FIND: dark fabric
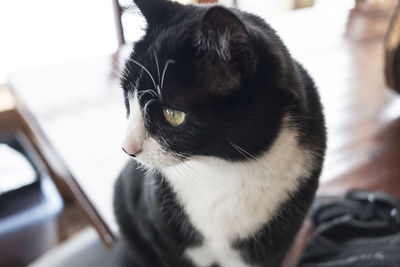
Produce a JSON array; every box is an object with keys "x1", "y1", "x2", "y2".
[{"x1": 298, "y1": 190, "x2": 400, "y2": 267}]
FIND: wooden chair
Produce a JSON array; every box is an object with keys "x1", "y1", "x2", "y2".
[
  {"x1": 0, "y1": 84, "x2": 116, "y2": 247},
  {"x1": 0, "y1": 86, "x2": 71, "y2": 199}
]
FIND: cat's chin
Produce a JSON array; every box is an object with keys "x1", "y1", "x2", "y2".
[
  {"x1": 133, "y1": 153, "x2": 182, "y2": 172},
  {"x1": 129, "y1": 136, "x2": 183, "y2": 171},
  {"x1": 133, "y1": 159, "x2": 161, "y2": 174}
]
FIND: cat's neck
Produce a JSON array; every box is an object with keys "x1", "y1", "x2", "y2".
[{"x1": 163, "y1": 121, "x2": 312, "y2": 243}]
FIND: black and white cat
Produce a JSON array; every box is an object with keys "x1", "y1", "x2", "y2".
[{"x1": 113, "y1": 0, "x2": 326, "y2": 266}]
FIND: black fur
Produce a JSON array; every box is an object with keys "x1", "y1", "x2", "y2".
[
  {"x1": 114, "y1": 0, "x2": 326, "y2": 266},
  {"x1": 113, "y1": 161, "x2": 201, "y2": 267}
]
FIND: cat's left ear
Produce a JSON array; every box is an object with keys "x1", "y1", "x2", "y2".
[
  {"x1": 196, "y1": 6, "x2": 258, "y2": 79},
  {"x1": 133, "y1": 0, "x2": 180, "y2": 27}
]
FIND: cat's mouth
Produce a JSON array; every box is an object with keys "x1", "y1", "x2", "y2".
[
  {"x1": 122, "y1": 147, "x2": 140, "y2": 158},
  {"x1": 123, "y1": 136, "x2": 183, "y2": 171}
]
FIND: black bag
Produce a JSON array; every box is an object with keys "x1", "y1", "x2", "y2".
[{"x1": 298, "y1": 190, "x2": 400, "y2": 267}]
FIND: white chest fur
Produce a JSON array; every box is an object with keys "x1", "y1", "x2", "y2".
[{"x1": 164, "y1": 127, "x2": 312, "y2": 267}]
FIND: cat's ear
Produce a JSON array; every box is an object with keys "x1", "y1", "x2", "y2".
[
  {"x1": 133, "y1": 0, "x2": 179, "y2": 26},
  {"x1": 196, "y1": 6, "x2": 258, "y2": 79}
]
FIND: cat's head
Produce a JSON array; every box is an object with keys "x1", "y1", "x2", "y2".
[{"x1": 121, "y1": 0, "x2": 295, "y2": 170}]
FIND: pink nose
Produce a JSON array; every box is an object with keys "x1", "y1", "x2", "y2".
[{"x1": 122, "y1": 138, "x2": 143, "y2": 157}]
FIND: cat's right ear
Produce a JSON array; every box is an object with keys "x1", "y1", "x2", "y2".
[
  {"x1": 133, "y1": 0, "x2": 180, "y2": 27},
  {"x1": 195, "y1": 6, "x2": 258, "y2": 79}
]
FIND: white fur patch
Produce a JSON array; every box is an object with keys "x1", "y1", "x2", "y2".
[
  {"x1": 123, "y1": 92, "x2": 146, "y2": 155},
  {"x1": 124, "y1": 91, "x2": 180, "y2": 169},
  {"x1": 186, "y1": 243, "x2": 251, "y2": 267},
  {"x1": 164, "y1": 123, "x2": 312, "y2": 267},
  {"x1": 125, "y1": 92, "x2": 312, "y2": 266},
  {"x1": 139, "y1": 136, "x2": 180, "y2": 169}
]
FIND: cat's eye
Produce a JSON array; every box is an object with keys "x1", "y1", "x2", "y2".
[{"x1": 163, "y1": 108, "x2": 186, "y2": 126}]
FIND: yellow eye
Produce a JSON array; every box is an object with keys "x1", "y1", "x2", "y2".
[{"x1": 163, "y1": 108, "x2": 186, "y2": 126}]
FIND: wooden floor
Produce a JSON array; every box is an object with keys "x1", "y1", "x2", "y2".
[{"x1": 282, "y1": 3, "x2": 400, "y2": 266}]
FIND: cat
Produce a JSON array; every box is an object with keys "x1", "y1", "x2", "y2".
[{"x1": 113, "y1": 0, "x2": 326, "y2": 266}]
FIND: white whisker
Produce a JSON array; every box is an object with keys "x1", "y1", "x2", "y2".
[
  {"x1": 135, "y1": 69, "x2": 144, "y2": 90},
  {"x1": 161, "y1": 59, "x2": 176, "y2": 90},
  {"x1": 156, "y1": 85, "x2": 162, "y2": 102},
  {"x1": 229, "y1": 142, "x2": 257, "y2": 161},
  {"x1": 126, "y1": 59, "x2": 158, "y2": 92},
  {"x1": 138, "y1": 89, "x2": 158, "y2": 100},
  {"x1": 230, "y1": 143, "x2": 252, "y2": 161},
  {"x1": 153, "y1": 51, "x2": 161, "y2": 84},
  {"x1": 154, "y1": 54, "x2": 163, "y2": 100},
  {"x1": 143, "y1": 98, "x2": 157, "y2": 116}
]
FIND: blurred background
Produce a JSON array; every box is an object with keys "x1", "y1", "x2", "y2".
[
  {"x1": 1, "y1": 0, "x2": 399, "y2": 266},
  {"x1": 0, "y1": 0, "x2": 323, "y2": 83}
]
